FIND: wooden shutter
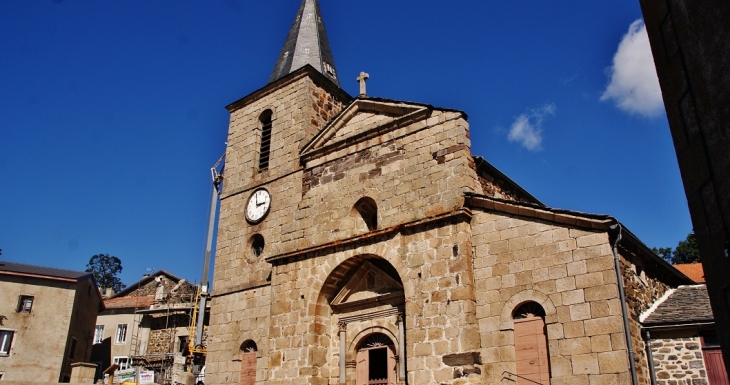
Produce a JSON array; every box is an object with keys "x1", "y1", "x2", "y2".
[
  {"x1": 356, "y1": 349, "x2": 368, "y2": 385},
  {"x1": 387, "y1": 346, "x2": 397, "y2": 385}
]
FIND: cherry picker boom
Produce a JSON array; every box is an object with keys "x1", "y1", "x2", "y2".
[{"x1": 187, "y1": 154, "x2": 224, "y2": 379}]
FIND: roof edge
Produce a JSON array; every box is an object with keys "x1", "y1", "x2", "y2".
[
  {"x1": 473, "y1": 156, "x2": 544, "y2": 206},
  {"x1": 109, "y1": 269, "x2": 183, "y2": 299}
]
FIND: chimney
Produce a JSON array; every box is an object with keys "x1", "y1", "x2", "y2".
[{"x1": 104, "y1": 287, "x2": 114, "y2": 297}]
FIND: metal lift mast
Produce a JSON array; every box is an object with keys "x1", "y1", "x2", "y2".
[{"x1": 189, "y1": 155, "x2": 224, "y2": 361}]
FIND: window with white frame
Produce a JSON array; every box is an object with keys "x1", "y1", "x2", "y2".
[
  {"x1": 113, "y1": 356, "x2": 130, "y2": 371},
  {"x1": 115, "y1": 324, "x2": 127, "y2": 344},
  {"x1": 0, "y1": 330, "x2": 14, "y2": 355},
  {"x1": 17, "y1": 295, "x2": 33, "y2": 313},
  {"x1": 94, "y1": 325, "x2": 104, "y2": 344}
]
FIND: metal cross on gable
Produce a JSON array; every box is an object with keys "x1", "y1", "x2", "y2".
[{"x1": 357, "y1": 71, "x2": 370, "y2": 97}]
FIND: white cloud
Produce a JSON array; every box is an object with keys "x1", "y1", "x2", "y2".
[
  {"x1": 508, "y1": 103, "x2": 555, "y2": 151},
  {"x1": 601, "y1": 19, "x2": 664, "y2": 117}
]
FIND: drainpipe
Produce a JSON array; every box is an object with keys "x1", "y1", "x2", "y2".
[
  {"x1": 643, "y1": 330, "x2": 657, "y2": 385},
  {"x1": 610, "y1": 223, "x2": 638, "y2": 385}
]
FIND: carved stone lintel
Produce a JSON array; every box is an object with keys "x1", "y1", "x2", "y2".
[{"x1": 338, "y1": 321, "x2": 348, "y2": 332}]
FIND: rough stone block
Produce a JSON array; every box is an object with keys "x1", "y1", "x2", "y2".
[
  {"x1": 443, "y1": 352, "x2": 482, "y2": 366},
  {"x1": 572, "y1": 353, "x2": 600, "y2": 375},
  {"x1": 597, "y1": 350, "x2": 628, "y2": 374}
]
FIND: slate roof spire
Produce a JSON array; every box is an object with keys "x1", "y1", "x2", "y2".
[{"x1": 269, "y1": 0, "x2": 340, "y2": 87}]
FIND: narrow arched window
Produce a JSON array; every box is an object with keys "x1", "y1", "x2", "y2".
[
  {"x1": 513, "y1": 302, "x2": 550, "y2": 385},
  {"x1": 258, "y1": 110, "x2": 273, "y2": 170},
  {"x1": 352, "y1": 197, "x2": 378, "y2": 231}
]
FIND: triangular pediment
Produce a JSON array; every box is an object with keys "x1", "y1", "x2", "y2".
[
  {"x1": 330, "y1": 260, "x2": 404, "y2": 312},
  {"x1": 301, "y1": 99, "x2": 430, "y2": 160}
]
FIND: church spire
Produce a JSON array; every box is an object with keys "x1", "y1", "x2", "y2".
[{"x1": 268, "y1": 0, "x2": 340, "y2": 86}]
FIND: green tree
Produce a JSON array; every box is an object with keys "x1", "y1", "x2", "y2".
[
  {"x1": 86, "y1": 254, "x2": 125, "y2": 292},
  {"x1": 652, "y1": 232, "x2": 701, "y2": 265}
]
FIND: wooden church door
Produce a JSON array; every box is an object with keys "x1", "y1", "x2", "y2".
[
  {"x1": 513, "y1": 303, "x2": 550, "y2": 385},
  {"x1": 356, "y1": 334, "x2": 396, "y2": 385}
]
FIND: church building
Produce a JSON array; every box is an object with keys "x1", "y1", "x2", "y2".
[{"x1": 206, "y1": 1, "x2": 693, "y2": 384}]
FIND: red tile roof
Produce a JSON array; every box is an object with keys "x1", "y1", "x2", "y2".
[
  {"x1": 104, "y1": 295, "x2": 156, "y2": 309},
  {"x1": 674, "y1": 263, "x2": 705, "y2": 283}
]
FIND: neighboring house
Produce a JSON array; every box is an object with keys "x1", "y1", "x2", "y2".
[
  {"x1": 673, "y1": 262, "x2": 705, "y2": 283},
  {"x1": 642, "y1": 284, "x2": 729, "y2": 385},
  {"x1": 0, "y1": 260, "x2": 104, "y2": 382},
  {"x1": 205, "y1": 1, "x2": 697, "y2": 384},
  {"x1": 90, "y1": 270, "x2": 206, "y2": 384}
]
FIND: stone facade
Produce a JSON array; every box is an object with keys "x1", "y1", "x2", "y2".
[
  {"x1": 206, "y1": 62, "x2": 691, "y2": 385},
  {"x1": 650, "y1": 336, "x2": 708, "y2": 385},
  {"x1": 0, "y1": 262, "x2": 102, "y2": 382}
]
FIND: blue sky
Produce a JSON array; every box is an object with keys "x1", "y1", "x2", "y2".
[{"x1": 0, "y1": 1, "x2": 691, "y2": 287}]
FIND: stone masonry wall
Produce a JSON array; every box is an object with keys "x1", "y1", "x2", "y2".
[
  {"x1": 296, "y1": 109, "x2": 477, "y2": 246},
  {"x1": 650, "y1": 336, "x2": 708, "y2": 385},
  {"x1": 215, "y1": 76, "x2": 347, "y2": 297},
  {"x1": 262, "y1": 218, "x2": 478, "y2": 385},
  {"x1": 211, "y1": 75, "x2": 347, "y2": 385},
  {"x1": 207, "y1": 286, "x2": 270, "y2": 385},
  {"x1": 146, "y1": 313, "x2": 189, "y2": 355},
  {"x1": 619, "y1": 248, "x2": 673, "y2": 385},
  {"x1": 471, "y1": 211, "x2": 632, "y2": 385}
]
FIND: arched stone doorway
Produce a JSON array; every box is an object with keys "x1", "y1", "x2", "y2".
[
  {"x1": 239, "y1": 340, "x2": 257, "y2": 385},
  {"x1": 355, "y1": 333, "x2": 397, "y2": 385},
  {"x1": 513, "y1": 302, "x2": 550, "y2": 385},
  {"x1": 316, "y1": 255, "x2": 405, "y2": 384}
]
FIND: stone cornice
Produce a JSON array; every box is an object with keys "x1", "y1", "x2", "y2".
[{"x1": 464, "y1": 192, "x2": 614, "y2": 231}]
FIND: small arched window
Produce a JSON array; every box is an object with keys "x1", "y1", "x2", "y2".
[
  {"x1": 352, "y1": 197, "x2": 377, "y2": 231},
  {"x1": 249, "y1": 234, "x2": 265, "y2": 258},
  {"x1": 258, "y1": 110, "x2": 273, "y2": 170}
]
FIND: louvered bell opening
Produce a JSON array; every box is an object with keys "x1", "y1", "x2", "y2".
[{"x1": 259, "y1": 121, "x2": 272, "y2": 170}]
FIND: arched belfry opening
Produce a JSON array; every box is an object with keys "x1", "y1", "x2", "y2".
[
  {"x1": 513, "y1": 302, "x2": 551, "y2": 385},
  {"x1": 316, "y1": 256, "x2": 406, "y2": 384},
  {"x1": 239, "y1": 340, "x2": 258, "y2": 385},
  {"x1": 351, "y1": 197, "x2": 378, "y2": 232}
]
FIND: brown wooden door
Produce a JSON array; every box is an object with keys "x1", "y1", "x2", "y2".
[
  {"x1": 704, "y1": 348, "x2": 729, "y2": 385},
  {"x1": 514, "y1": 317, "x2": 550, "y2": 385},
  {"x1": 240, "y1": 351, "x2": 257, "y2": 385}
]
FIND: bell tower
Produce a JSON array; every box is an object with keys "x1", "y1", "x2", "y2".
[{"x1": 207, "y1": 1, "x2": 352, "y2": 382}]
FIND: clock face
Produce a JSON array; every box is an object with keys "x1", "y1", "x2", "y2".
[{"x1": 246, "y1": 188, "x2": 271, "y2": 224}]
